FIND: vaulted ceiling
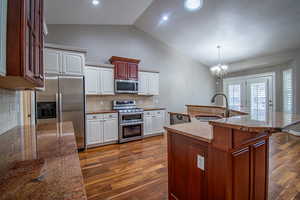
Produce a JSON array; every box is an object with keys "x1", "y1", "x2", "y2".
[{"x1": 45, "y1": 0, "x2": 300, "y2": 66}]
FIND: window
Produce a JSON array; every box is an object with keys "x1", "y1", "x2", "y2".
[
  {"x1": 283, "y1": 69, "x2": 293, "y2": 113},
  {"x1": 228, "y1": 84, "x2": 241, "y2": 109}
]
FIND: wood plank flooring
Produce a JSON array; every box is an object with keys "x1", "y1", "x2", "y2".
[{"x1": 79, "y1": 132, "x2": 300, "y2": 200}]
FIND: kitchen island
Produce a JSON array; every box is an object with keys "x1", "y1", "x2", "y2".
[
  {"x1": 165, "y1": 107, "x2": 300, "y2": 200},
  {"x1": 0, "y1": 122, "x2": 87, "y2": 200}
]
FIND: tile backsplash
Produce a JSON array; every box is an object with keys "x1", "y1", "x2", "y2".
[
  {"x1": 86, "y1": 94, "x2": 160, "y2": 112},
  {"x1": 0, "y1": 89, "x2": 21, "y2": 135}
]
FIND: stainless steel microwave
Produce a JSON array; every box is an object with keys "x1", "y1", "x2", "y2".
[{"x1": 115, "y1": 80, "x2": 138, "y2": 94}]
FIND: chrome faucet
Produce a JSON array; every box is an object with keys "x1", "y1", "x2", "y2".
[{"x1": 211, "y1": 93, "x2": 230, "y2": 118}]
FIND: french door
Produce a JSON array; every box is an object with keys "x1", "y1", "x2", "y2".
[{"x1": 224, "y1": 74, "x2": 274, "y2": 112}]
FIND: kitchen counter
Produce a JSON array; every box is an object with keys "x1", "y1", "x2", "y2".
[
  {"x1": 0, "y1": 122, "x2": 87, "y2": 200},
  {"x1": 164, "y1": 121, "x2": 213, "y2": 143},
  {"x1": 166, "y1": 106, "x2": 300, "y2": 199},
  {"x1": 86, "y1": 110, "x2": 118, "y2": 114},
  {"x1": 209, "y1": 110, "x2": 300, "y2": 133},
  {"x1": 143, "y1": 107, "x2": 166, "y2": 111}
]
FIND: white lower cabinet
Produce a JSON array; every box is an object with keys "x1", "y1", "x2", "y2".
[
  {"x1": 144, "y1": 110, "x2": 165, "y2": 136},
  {"x1": 103, "y1": 117, "x2": 118, "y2": 143},
  {"x1": 86, "y1": 113, "x2": 118, "y2": 147},
  {"x1": 87, "y1": 119, "x2": 104, "y2": 145}
]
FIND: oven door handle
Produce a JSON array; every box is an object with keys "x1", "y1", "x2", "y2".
[{"x1": 120, "y1": 122, "x2": 144, "y2": 126}]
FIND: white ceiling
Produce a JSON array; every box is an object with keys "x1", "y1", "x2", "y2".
[
  {"x1": 45, "y1": 0, "x2": 300, "y2": 66},
  {"x1": 45, "y1": 0, "x2": 154, "y2": 25},
  {"x1": 135, "y1": 0, "x2": 300, "y2": 66}
]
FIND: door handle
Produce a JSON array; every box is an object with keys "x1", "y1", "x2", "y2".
[{"x1": 59, "y1": 93, "x2": 63, "y2": 122}]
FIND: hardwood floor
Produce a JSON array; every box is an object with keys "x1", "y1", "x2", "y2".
[{"x1": 79, "y1": 132, "x2": 300, "y2": 200}]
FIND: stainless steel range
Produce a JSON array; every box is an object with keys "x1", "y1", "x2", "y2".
[{"x1": 113, "y1": 100, "x2": 144, "y2": 143}]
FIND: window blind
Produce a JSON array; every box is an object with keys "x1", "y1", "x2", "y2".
[{"x1": 283, "y1": 69, "x2": 293, "y2": 113}]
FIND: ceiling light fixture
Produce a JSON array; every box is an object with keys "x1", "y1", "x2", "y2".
[
  {"x1": 162, "y1": 15, "x2": 169, "y2": 21},
  {"x1": 185, "y1": 0, "x2": 203, "y2": 11},
  {"x1": 92, "y1": 0, "x2": 100, "y2": 6},
  {"x1": 210, "y1": 46, "x2": 228, "y2": 78}
]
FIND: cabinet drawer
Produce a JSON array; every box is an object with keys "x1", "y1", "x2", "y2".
[
  {"x1": 87, "y1": 114, "x2": 104, "y2": 120},
  {"x1": 103, "y1": 113, "x2": 118, "y2": 119}
]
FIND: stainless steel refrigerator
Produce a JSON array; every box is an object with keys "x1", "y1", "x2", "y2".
[{"x1": 36, "y1": 75, "x2": 85, "y2": 150}]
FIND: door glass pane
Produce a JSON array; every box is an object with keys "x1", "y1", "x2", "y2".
[
  {"x1": 250, "y1": 82, "x2": 267, "y2": 110},
  {"x1": 228, "y1": 84, "x2": 241, "y2": 109}
]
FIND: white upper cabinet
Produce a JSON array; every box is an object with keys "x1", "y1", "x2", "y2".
[
  {"x1": 44, "y1": 49, "x2": 62, "y2": 74},
  {"x1": 62, "y1": 52, "x2": 85, "y2": 75},
  {"x1": 0, "y1": 0, "x2": 7, "y2": 76},
  {"x1": 138, "y1": 72, "x2": 159, "y2": 96},
  {"x1": 138, "y1": 72, "x2": 148, "y2": 95},
  {"x1": 85, "y1": 66, "x2": 115, "y2": 95},
  {"x1": 100, "y1": 68, "x2": 114, "y2": 95},
  {"x1": 44, "y1": 48, "x2": 85, "y2": 75},
  {"x1": 85, "y1": 67, "x2": 99, "y2": 95}
]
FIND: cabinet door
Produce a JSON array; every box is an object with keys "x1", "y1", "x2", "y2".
[
  {"x1": 154, "y1": 110, "x2": 165, "y2": 133},
  {"x1": 114, "y1": 61, "x2": 127, "y2": 80},
  {"x1": 0, "y1": 0, "x2": 7, "y2": 76},
  {"x1": 100, "y1": 68, "x2": 114, "y2": 95},
  {"x1": 169, "y1": 134, "x2": 207, "y2": 200},
  {"x1": 103, "y1": 118, "x2": 118, "y2": 143},
  {"x1": 85, "y1": 67, "x2": 99, "y2": 95},
  {"x1": 232, "y1": 147, "x2": 251, "y2": 200},
  {"x1": 144, "y1": 115, "x2": 153, "y2": 135},
  {"x1": 127, "y1": 63, "x2": 138, "y2": 80},
  {"x1": 86, "y1": 119, "x2": 104, "y2": 145},
  {"x1": 149, "y1": 73, "x2": 159, "y2": 95},
  {"x1": 252, "y1": 141, "x2": 267, "y2": 200},
  {"x1": 24, "y1": 0, "x2": 36, "y2": 81},
  {"x1": 138, "y1": 72, "x2": 148, "y2": 95},
  {"x1": 62, "y1": 52, "x2": 84, "y2": 75},
  {"x1": 44, "y1": 48, "x2": 61, "y2": 74}
]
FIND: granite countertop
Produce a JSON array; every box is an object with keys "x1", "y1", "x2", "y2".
[
  {"x1": 165, "y1": 108, "x2": 300, "y2": 142},
  {"x1": 165, "y1": 121, "x2": 213, "y2": 143},
  {"x1": 143, "y1": 107, "x2": 166, "y2": 111},
  {"x1": 86, "y1": 110, "x2": 118, "y2": 114},
  {"x1": 209, "y1": 110, "x2": 300, "y2": 133},
  {"x1": 0, "y1": 122, "x2": 87, "y2": 200},
  {"x1": 86, "y1": 108, "x2": 166, "y2": 115}
]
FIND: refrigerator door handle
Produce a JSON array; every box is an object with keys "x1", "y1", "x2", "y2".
[
  {"x1": 59, "y1": 92, "x2": 63, "y2": 123},
  {"x1": 56, "y1": 93, "x2": 59, "y2": 122}
]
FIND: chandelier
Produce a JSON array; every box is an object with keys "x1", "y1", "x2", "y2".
[{"x1": 210, "y1": 46, "x2": 228, "y2": 78}]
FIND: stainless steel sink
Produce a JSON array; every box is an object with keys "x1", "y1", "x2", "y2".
[{"x1": 195, "y1": 116, "x2": 222, "y2": 122}]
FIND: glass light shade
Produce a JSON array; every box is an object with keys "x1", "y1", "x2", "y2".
[{"x1": 185, "y1": 0, "x2": 203, "y2": 11}]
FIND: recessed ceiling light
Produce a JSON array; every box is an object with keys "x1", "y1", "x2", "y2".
[
  {"x1": 92, "y1": 0, "x2": 100, "y2": 6},
  {"x1": 185, "y1": 0, "x2": 203, "y2": 11},
  {"x1": 162, "y1": 15, "x2": 169, "y2": 21}
]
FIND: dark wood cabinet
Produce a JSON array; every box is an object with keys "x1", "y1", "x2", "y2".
[
  {"x1": 110, "y1": 56, "x2": 140, "y2": 81},
  {"x1": 127, "y1": 63, "x2": 138, "y2": 80},
  {"x1": 114, "y1": 61, "x2": 127, "y2": 80},
  {"x1": 0, "y1": 0, "x2": 44, "y2": 89},
  {"x1": 168, "y1": 133, "x2": 208, "y2": 200},
  {"x1": 167, "y1": 125, "x2": 270, "y2": 200}
]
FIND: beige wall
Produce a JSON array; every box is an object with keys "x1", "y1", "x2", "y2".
[
  {"x1": 46, "y1": 25, "x2": 216, "y2": 113},
  {"x1": 0, "y1": 89, "x2": 21, "y2": 135}
]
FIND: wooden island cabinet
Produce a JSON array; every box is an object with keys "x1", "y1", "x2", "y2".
[
  {"x1": 0, "y1": 0, "x2": 45, "y2": 89},
  {"x1": 165, "y1": 111, "x2": 300, "y2": 200}
]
